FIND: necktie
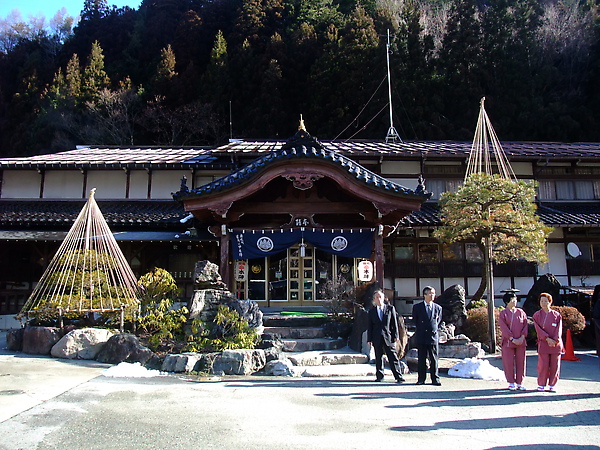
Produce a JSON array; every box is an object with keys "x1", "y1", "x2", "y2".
[
  {"x1": 427, "y1": 304, "x2": 432, "y2": 318},
  {"x1": 379, "y1": 307, "x2": 383, "y2": 321}
]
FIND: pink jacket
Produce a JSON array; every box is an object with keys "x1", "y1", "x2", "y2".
[
  {"x1": 499, "y1": 307, "x2": 528, "y2": 348},
  {"x1": 533, "y1": 309, "x2": 563, "y2": 354}
]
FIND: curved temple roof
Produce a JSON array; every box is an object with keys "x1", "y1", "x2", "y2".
[{"x1": 174, "y1": 130, "x2": 431, "y2": 202}]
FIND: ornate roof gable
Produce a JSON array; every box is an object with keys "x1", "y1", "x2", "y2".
[{"x1": 174, "y1": 129, "x2": 430, "y2": 202}]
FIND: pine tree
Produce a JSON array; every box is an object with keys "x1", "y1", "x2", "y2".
[
  {"x1": 82, "y1": 40, "x2": 110, "y2": 101},
  {"x1": 65, "y1": 53, "x2": 82, "y2": 101}
]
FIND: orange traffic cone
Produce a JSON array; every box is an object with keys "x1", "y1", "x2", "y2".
[{"x1": 561, "y1": 329, "x2": 580, "y2": 361}]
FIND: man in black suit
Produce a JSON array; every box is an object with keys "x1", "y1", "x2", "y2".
[
  {"x1": 412, "y1": 286, "x2": 443, "y2": 386},
  {"x1": 367, "y1": 289, "x2": 405, "y2": 383}
]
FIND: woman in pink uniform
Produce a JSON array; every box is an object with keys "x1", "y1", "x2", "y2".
[
  {"x1": 532, "y1": 292, "x2": 563, "y2": 392},
  {"x1": 499, "y1": 292, "x2": 528, "y2": 390}
]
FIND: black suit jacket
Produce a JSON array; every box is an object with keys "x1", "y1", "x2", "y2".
[
  {"x1": 367, "y1": 303, "x2": 400, "y2": 347},
  {"x1": 412, "y1": 301, "x2": 442, "y2": 346}
]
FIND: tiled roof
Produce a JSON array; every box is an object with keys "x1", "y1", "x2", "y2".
[
  {"x1": 214, "y1": 140, "x2": 600, "y2": 160},
  {"x1": 400, "y1": 202, "x2": 600, "y2": 227},
  {"x1": 537, "y1": 202, "x2": 600, "y2": 226},
  {"x1": 0, "y1": 200, "x2": 188, "y2": 228},
  {"x1": 0, "y1": 200, "x2": 598, "y2": 233},
  {"x1": 0, "y1": 147, "x2": 228, "y2": 169},
  {"x1": 175, "y1": 131, "x2": 431, "y2": 200},
  {"x1": 2, "y1": 141, "x2": 599, "y2": 169}
]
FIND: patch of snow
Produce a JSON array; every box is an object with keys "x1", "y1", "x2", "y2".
[
  {"x1": 448, "y1": 357, "x2": 506, "y2": 381},
  {"x1": 102, "y1": 362, "x2": 165, "y2": 378}
]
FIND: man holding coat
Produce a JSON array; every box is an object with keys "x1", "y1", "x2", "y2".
[{"x1": 367, "y1": 289, "x2": 405, "y2": 383}]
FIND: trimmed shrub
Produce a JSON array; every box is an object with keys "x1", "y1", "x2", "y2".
[
  {"x1": 463, "y1": 306, "x2": 502, "y2": 348},
  {"x1": 551, "y1": 306, "x2": 585, "y2": 336}
]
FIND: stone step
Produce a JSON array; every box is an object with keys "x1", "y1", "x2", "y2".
[
  {"x1": 285, "y1": 348, "x2": 369, "y2": 366},
  {"x1": 263, "y1": 326, "x2": 324, "y2": 339},
  {"x1": 263, "y1": 315, "x2": 328, "y2": 328},
  {"x1": 282, "y1": 337, "x2": 346, "y2": 352}
]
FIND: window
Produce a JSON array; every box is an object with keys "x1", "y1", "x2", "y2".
[
  {"x1": 424, "y1": 179, "x2": 463, "y2": 200},
  {"x1": 394, "y1": 244, "x2": 414, "y2": 260},
  {"x1": 466, "y1": 244, "x2": 483, "y2": 262},
  {"x1": 442, "y1": 243, "x2": 463, "y2": 260},
  {"x1": 418, "y1": 244, "x2": 439, "y2": 263},
  {"x1": 538, "y1": 180, "x2": 597, "y2": 200}
]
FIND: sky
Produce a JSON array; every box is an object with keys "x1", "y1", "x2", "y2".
[{"x1": 0, "y1": 0, "x2": 142, "y2": 21}]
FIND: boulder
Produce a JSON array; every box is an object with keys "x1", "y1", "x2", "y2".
[
  {"x1": 188, "y1": 289, "x2": 237, "y2": 324},
  {"x1": 6, "y1": 328, "x2": 24, "y2": 351},
  {"x1": 226, "y1": 299, "x2": 263, "y2": 329},
  {"x1": 264, "y1": 359, "x2": 296, "y2": 377},
  {"x1": 95, "y1": 333, "x2": 161, "y2": 368},
  {"x1": 51, "y1": 328, "x2": 114, "y2": 360},
  {"x1": 22, "y1": 326, "x2": 62, "y2": 355},
  {"x1": 436, "y1": 285, "x2": 468, "y2": 331},
  {"x1": 161, "y1": 352, "x2": 204, "y2": 373},
  {"x1": 209, "y1": 349, "x2": 266, "y2": 375},
  {"x1": 524, "y1": 273, "x2": 562, "y2": 316},
  {"x1": 194, "y1": 260, "x2": 227, "y2": 290},
  {"x1": 348, "y1": 307, "x2": 369, "y2": 353}
]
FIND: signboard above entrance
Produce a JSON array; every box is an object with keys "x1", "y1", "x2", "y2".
[{"x1": 231, "y1": 228, "x2": 375, "y2": 259}]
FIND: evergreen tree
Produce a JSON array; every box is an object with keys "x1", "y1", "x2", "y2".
[
  {"x1": 65, "y1": 54, "x2": 82, "y2": 101},
  {"x1": 82, "y1": 41, "x2": 110, "y2": 101}
]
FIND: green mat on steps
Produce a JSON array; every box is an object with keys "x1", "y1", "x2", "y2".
[{"x1": 279, "y1": 311, "x2": 327, "y2": 317}]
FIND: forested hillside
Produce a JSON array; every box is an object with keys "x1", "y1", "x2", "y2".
[{"x1": 1, "y1": 0, "x2": 599, "y2": 156}]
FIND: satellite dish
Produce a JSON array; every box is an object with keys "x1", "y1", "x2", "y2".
[{"x1": 567, "y1": 242, "x2": 582, "y2": 258}]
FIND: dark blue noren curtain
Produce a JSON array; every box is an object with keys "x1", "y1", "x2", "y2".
[{"x1": 231, "y1": 229, "x2": 374, "y2": 260}]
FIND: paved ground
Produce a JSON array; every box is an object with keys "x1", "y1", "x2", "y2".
[{"x1": 1, "y1": 332, "x2": 599, "y2": 450}]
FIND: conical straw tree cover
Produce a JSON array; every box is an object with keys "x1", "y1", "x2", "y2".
[{"x1": 20, "y1": 189, "x2": 140, "y2": 321}]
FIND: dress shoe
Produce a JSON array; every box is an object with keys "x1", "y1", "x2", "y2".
[
  {"x1": 396, "y1": 377, "x2": 405, "y2": 383},
  {"x1": 432, "y1": 381, "x2": 442, "y2": 386},
  {"x1": 374, "y1": 378, "x2": 383, "y2": 382},
  {"x1": 416, "y1": 381, "x2": 425, "y2": 385}
]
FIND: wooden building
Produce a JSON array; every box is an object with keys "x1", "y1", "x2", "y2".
[{"x1": 1, "y1": 128, "x2": 599, "y2": 323}]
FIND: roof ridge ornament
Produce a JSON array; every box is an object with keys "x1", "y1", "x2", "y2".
[
  {"x1": 282, "y1": 116, "x2": 323, "y2": 151},
  {"x1": 299, "y1": 114, "x2": 307, "y2": 132}
]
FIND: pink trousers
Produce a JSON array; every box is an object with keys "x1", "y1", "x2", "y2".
[
  {"x1": 502, "y1": 345, "x2": 526, "y2": 384},
  {"x1": 537, "y1": 352, "x2": 561, "y2": 387}
]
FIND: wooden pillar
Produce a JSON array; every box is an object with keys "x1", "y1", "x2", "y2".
[
  {"x1": 220, "y1": 225, "x2": 231, "y2": 290},
  {"x1": 375, "y1": 225, "x2": 384, "y2": 286}
]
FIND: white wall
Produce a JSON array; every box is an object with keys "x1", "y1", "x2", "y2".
[
  {"x1": 387, "y1": 178, "x2": 419, "y2": 190},
  {"x1": 129, "y1": 170, "x2": 149, "y2": 199},
  {"x1": 394, "y1": 278, "x2": 419, "y2": 297},
  {"x1": 43, "y1": 171, "x2": 83, "y2": 198},
  {"x1": 151, "y1": 170, "x2": 190, "y2": 199},
  {"x1": 539, "y1": 243, "x2": 568, "y2": 277},
  {"x1": 1, "y1": 170, "x2": 41, "y2": 198},
  {"x1": 87, "y1": 171, "x2": 127, "y2": 199},
  {"x1": 381, "y1": 160, "x2": 420, "y2": 175}
]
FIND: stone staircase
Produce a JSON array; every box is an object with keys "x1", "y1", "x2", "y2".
[
  {"x1": 262, "y1": 312, "x2": 346, "y2": 352},
  {"x1": 261, "y1": 310, "x2": 372, "y2": 375}
]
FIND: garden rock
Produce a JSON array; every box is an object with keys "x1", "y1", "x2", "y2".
[
  {"x1": 188, "y1": 289, "x2": 237, "y2": 324},
  {"x1": 22, "y1": 326, "x2": 62, "y2": 355},
  {"x1": 226, "y1": 299, "x2": 263, "y2": 329},
  {"x1": 210, "y1": 349, "x2": 266, "y2": 375},
  {"x1": 161, "y1": 352, "x2": 204, "y2": 373},
  {"x1": 524, "y1": 273, "x2": 562, "y2": 316},
  {"x1": 6, "y1": 328, "x2": 24, "y2": 351},
  {"x1": 436, "y1": 284, "x2": 468, "y2": 330},
  {"x1": 95, "y1": 333, "x2": 161, "y2": 368},
  {"x1": 348, "y1": 307, "x2": 369, "y2": 353},
  {"x1": 51, "y1": 328, "x2": 114, "y2": 360},
  {"x1": 264, "y1": 359, "x2": 296, "y2": 377},
  {"x1": 194, "y1": 260, "x2": 227, "y2": 290}
]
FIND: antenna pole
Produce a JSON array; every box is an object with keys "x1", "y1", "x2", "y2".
[
  {"x1": 385, "y1": 29, "x2": 402, "y2": 143},
  {"x1": 229, "y1": 101, "x2": 233, "y2": 141}
]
